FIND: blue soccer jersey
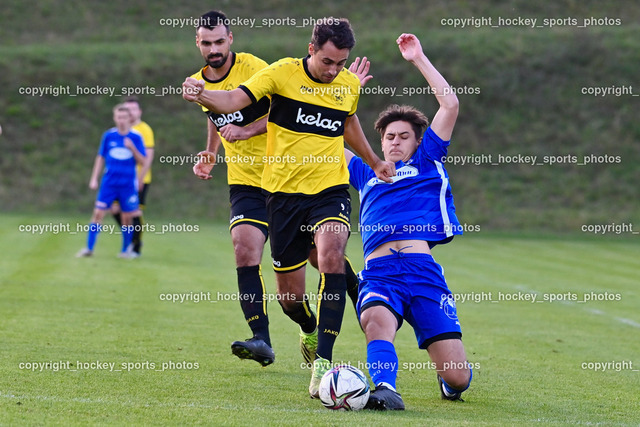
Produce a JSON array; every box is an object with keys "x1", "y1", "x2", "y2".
[
  {"x1": 348, "y1": 126, "x2": 461, "y2": 259},
  {"x1": 98, "y1": 128, "x2": 146, "y2": 186}
]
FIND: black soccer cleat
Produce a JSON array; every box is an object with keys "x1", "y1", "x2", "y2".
[
  {"x1": 364, "y1": 384, "x2": 405, "y2": 410},
  {"x1": 231, "y1": 337, "x2": 275, "y2": 367},
  {"x1": 438, "y1": 375, "x2": 464, "y2": 401}
]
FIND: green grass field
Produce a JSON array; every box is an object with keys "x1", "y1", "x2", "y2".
[{"x1": 1, "y1": 213, "x2": 638, "y2": 425}]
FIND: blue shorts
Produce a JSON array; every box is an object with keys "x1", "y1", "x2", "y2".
[
  {"x1": 96, "y1": 182, "x2": 139, "y2": 213},
  {"x1": 357, "y1": 252, "x2": 462, "y2": 349}
]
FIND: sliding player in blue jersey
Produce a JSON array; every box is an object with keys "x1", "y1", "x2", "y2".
[
  {"x1": 77, "y1": 104, "x2": 146, "y2": 258},
  {"x1": 347, "y1": 33, "x2": 472, "y2": 410}
]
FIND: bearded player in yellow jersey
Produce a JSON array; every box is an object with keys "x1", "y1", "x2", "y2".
[
  {"x1": 184, "y1": 17, "x2": 395, "y2": 397},
  {"x1": 187, "y1": 11, "x2": 363, "y2": 369}
]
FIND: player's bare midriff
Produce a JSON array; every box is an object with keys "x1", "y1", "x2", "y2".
[{"x1": 366, "y1": 239, "x2": 432, "y2": 262}]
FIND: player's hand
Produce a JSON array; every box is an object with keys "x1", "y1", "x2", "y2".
[
  {"x1": 219, "y1": 124, "x2": 247, "y2": 142},
  {"x1": 123, "y1": 137, "x2": 134, "y2": 150},
  {"x1": 182, "y1": 78, "x2": 205, "y2": 103},
  {"x1": 89, "y1": 178, "x2": 99, "y2": 191},
  {"x1": 137, "y1": 176, "x2": 144, "y2": 192},
  {"x1": 348, "y1": 57, "x2": 373, "y2": 87},
  {"x1": 193, "y1": 150, "x2": 216, "y2": 180},
  {"x1": 373, "y1": 159, "x2": 396, "y2": 183},
  {"x1": 397, "y1": 33, "x2": 423, "y2": 63}
]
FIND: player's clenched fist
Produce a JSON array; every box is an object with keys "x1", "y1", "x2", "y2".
[
  {"x1": 182, "y1": 78, "x2": 205, "y2": 102},
  {"x1": 193, "y1": 150, "x2": 216, "y2": 180}
]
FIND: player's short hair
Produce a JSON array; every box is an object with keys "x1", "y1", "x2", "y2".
[
  {"x1": 311, "y1": 18, "x2": 355, "y2": 51},
  {"x1": 123, "y1": 96, "x2": 140, "y2": 106},
  {"x1": 198, "y1": 10, "x2": 229, "y2": 33},
  {"x1": 113, "y1": 103, "x2": 131, "y2": 114},
  {"x1": 374, "y1": 104, "x2": 429, "y2": 140}
]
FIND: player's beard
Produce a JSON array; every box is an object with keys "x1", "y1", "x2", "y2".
[{"x1": 206, "y1": 52, "x2": 228, "y2": 69}]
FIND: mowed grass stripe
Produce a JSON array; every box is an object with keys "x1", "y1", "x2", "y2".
[{"x1": 1, "y1": 215, "x2": 638, "y2": 425}]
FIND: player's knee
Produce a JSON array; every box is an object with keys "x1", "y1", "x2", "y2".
[
  {"x1": 316, "y1": 251, "x2": 346, "y2": 273},
  {"x1": 442, "y1": 367, "x2": 471, "y2": 391},
  {"x1": 232, "y1": 232, "x2": 264, "y2": 266},
  {"x1": 234, "y1": 246, "x2": 261, "y2": 267},
  {"x1": 360, "y1": 308, "x2": 396, "y2": 342}
]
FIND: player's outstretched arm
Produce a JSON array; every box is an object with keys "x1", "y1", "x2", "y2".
[
  {"x1": 397, "y1": 33, "x2": 459, "y2": 141},
  {"x1": 182, "y1": 78, "x2": 251, "y2": 114},
  {"x1": 344, "y1": 115, "x2": 395, "y2": 183}
]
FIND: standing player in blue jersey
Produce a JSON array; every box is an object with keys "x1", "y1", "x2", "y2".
[
  {"x1": 346, "y1": 33, "x2": 472, "y2": 410},
  {"x1": 76, "y1": 104, "x2": 146, "y2": 258}
]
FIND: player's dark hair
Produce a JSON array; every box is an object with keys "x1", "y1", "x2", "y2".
[
  {"x1": 198, "y1": 10, "x2": 229, "y2": 33},
  {"x1": 374, "y1": 104, "x2": 429, "y2": 140},
  {"x1": 311, "y1": 18, "x2": 355, "y2": 51},
  {"x1": 124, "y1": 96, "x2": 140, "y2": 105}
]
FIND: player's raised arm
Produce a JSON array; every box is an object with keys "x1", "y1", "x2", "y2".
[
  {"x1": 182, "y1": 78, "x2": 252, "y2": 114},
  {"x1": 397, "y1": 33, "x2": 459, "y2": 141}
]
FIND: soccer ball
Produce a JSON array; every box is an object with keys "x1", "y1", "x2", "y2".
[{"x1": 319, "y1": 364, "x2": 370, "y2": 411}]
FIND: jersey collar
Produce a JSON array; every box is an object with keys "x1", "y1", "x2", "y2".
[
  {"x1": 303, "y1": 55, "x2": 324, "y2": 84},
  {"x1": 202, "y1": 52, "x2": 237, "y2": 84}
]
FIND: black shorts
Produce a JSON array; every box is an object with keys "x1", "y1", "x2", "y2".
[
  {"x1": 267, "y1": 186, "x2": 351, "y2": 272},
  {"x1": 139, "y1": 183, "x2": 150, "y2": 207},
  {"x1": 229, "y1": 184, "x2": 269, "y2": 238}
]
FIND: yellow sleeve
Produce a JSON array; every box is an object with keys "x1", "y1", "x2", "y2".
[{"x1": 239, "y1": 58, "x2": 293, "y2": 103}]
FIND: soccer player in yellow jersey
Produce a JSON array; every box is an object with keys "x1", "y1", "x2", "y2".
[
  {"x1": 184, "y1": 17, "x2": 395, "y2": 397},
  {"x1": 189, "y1": 10, "x2": 274, "y2": 367},
  {"x1": 187, "y1": 11, "x2": 368, "y2": 369},
  {"x1": 126, "y1": 97, "x2": 154, "y2": 256}
]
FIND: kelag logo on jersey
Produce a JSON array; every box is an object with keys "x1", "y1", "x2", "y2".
[
  {"x1": 269, "y1": 94, "x2": 348, "y2": 138},
  {"x1": 295, "y1": 108, "x2": 342, "y2": 132},
  {"x1": 211, "y1": 111, "x2": 244, "y2": 128},
  {"x1": 207, "y1": 96, "x2": 269, "y2": 129}
]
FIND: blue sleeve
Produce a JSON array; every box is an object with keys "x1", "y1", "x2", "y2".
[
  {"x1": 131, "y1": 133, "x2": 146, "y2": 156},
  {"x1": 348, "y1": 155, "x2": 368, "y2": 191},
  {"x1": 417, "y1": 126, "x2": 451, "y2": 162},
  {"x1": 98, "y1": 132, "x2": 108, "y2": 157}
]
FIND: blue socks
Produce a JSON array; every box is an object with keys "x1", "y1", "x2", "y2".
[
  {"x1": 367, "y1": 340, "x2": 399, "y2": 390},
  {"x1": 87, "y1": 223, "x2": 100, "y2": 250},
  {"x1": 121, "y1": 225, "x2": 133, "y2": 252}
]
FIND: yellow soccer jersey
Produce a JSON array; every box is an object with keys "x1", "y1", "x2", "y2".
[
  {"x1": 190, "y1": 52, "x2": 270, "y2": 188},
  {"x1": 239, "y1": 56, "x2": 360, "y2": 195},
  {"x1": 132, "y1": 121, "x2": 154, "y2": 184}
]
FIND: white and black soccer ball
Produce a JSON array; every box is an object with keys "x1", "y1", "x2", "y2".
[{"x1": 319, "y1": 364, "x2": 370, "y2": 411}]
